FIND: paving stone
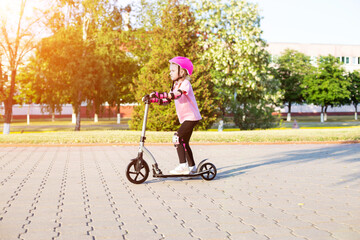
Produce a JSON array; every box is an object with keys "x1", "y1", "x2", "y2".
[
  {"x1": 292, "y1": 226, "x2": 334, "y2": 240},
  {"x1": 332, "y1": 230, "x2": 360, "y2": 240},
  {"x1": 268, "y1": 235, "x2": 307, "y2": 240},
  {"x1": 56, "y1": 225, "x2": 95, "y2": 240},
  {"x1": 0, "y1": 144, "x2": 359, "y2": 240},
  {"x1": 18, "y1": 226, "x2": 56, "y2": 240},
  {"x1": 297, "y1": 212, "x2": 334, "y2": 223},
  {"x1": 272, "y1": 214, "x2": 313, "y2": 230},
  {"x1": 216, "y1": 222, "x2": 254, "y2": 234},
  {"x1": 0, "y1": 224, "x2": 24, "y2": 240}
]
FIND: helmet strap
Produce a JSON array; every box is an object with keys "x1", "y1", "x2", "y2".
[
  {"x1": 175, "y1": 65, "x2": 185, "y2": 80},
  {"x1": 170, "y1": 80, "x2": 175, "y2": 91},
  {"x1": 170, "y1": 64, "x2": 185, "y2": 91}
]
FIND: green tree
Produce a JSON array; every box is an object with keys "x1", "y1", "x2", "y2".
[
  {"x1": 0, "y1": 0, "x2": 46, "y2": 134},
  {"x1": 83, "y1": 2, "x2": 137, "y2": 121},
  {"x1": 0, "y1": 60, "x2": 8, "y2": 107},
  {"x1": 93, "y1": 4, "x2": 139, "y2": 119},
  {"x1": 129, "y1": 0, "x2": 218, "y2": 131},
  {"x1": 38, "y1": 24, "x2": 104, "y2": 130},
  {"x1": 347, "y1": 70, "x2": 360, "y2": 120},
  {"x1": 193, "y1": 0, "x2": 279, "y2": 130},
  {"x1": 16, "y1": 53, "x2": 66, "y2": 121},
  {"x1": 40, "y1": 0, "x2": 135, "y2": 129},
  {"x1": 273, "y1": 49, "x2": 312, "y2": 121},
  {"x1": 302, "y1": 55, "x2": 350, "y2": 122},
  {"x1": 39, "y1": 0, "x2": 96, "y2": 130}
]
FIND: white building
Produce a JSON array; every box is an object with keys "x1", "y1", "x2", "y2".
[
  {"x1": 268, "y1": 42, "x2": 360, "y2": 72},
  {"x1": 267, "y1": 42, "x2": 360, "y2": 117}
]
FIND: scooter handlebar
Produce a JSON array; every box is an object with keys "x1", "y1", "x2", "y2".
[{"x1": 142, "y1": 94, "x2": 150, "y2": 103}]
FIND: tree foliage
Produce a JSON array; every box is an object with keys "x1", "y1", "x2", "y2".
[
  {"x1": 16, "y1": 53, "x2": 66, "y2": 118},
  {"x1": 273, "y1": 49, "x2": 312, "y2": 119},
  {"x1": 27, "y1": 0, "x2": 137, "y2": 130},
  {"x1": 302, "y1": 55, "x2": 350, "y2": 120},
  {"x1": 39, "y1": 25, "x2": 104, "y2": 130},
  {"x1": 346, "y1": 70, "x2": 360, "y2": 118},
  {"x1": 129, "y1": 0, "x2": 218, "y2": 131},
  {"x1": 0, "y1": 61, "x2": 8, "y2": 104},
  {"x1": 83, "y1": 0, "x2": 138, "y2": 115},
  {"x1": 0, "y1": 0, "x2": 46, "y2": 133},
  {"x1": 6, "y1": 0, "x2": 358, "y2": 131},
  {"x1": 193, "y1": 0, "x2": 279, "y2": 129}
]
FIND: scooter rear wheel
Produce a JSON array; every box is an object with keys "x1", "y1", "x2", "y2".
[
  {"x1": 199, "y1": 162, "x2": 217, "y2": 181},
  {"x1": 126, "y1": 160, "x2": 149, "y2": 184}
]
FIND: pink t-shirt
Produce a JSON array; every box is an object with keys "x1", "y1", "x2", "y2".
[{"x1": 172, "y1": 80, "x2": 202, "y2": 124}]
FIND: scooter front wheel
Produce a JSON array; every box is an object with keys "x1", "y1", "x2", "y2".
[
  {"x1": 200, "y1": 162, "x2": 217, "y2": 181},
  {"x1": 126, "y1": 160, "x2": 149, "y2": 184}
]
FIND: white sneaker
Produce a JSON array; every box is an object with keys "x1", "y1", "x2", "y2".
[
  {"x1": 189, "y1": 166, "x2": 197, "y2": 175},
  {"x1": 170, "y1": 164, "x2": 189, "y2": 174}
]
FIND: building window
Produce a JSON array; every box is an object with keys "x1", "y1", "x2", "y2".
[
  {"x1": 358, "y1": 57, "x2": 360, "y2": 65},
  {"x1": 341, "y1": 56, "x2": 345, "y2": 63},
  {"x1": 346, "y1": 57, "x2": 350, "y2": 64}
]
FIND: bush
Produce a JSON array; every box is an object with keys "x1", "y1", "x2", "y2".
[{"x1": 232, "y1": 101, "x2": 277, "y2": 130}]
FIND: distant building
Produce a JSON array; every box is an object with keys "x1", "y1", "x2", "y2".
[
  {"x1": 267, "y1": 42, "x2": 360, "y2": 72},
  {"x1": 267, "y1": 42, "x2": 360, "y2": 116}
]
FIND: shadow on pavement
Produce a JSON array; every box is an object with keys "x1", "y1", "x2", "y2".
[{"x1": 217, "y1": 144, "x2": 360, "y2": 184}]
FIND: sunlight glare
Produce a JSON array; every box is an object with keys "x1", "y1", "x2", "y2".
[{"x1": 0, "y1": 0, "x2": 49, "y2": 36}]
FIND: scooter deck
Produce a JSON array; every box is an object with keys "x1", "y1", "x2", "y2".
[
  {"x1": 152, "y1": 159, "x2": 211, "y2": 178},
  {"x1": 153, "y1": 171, "x2": 207, "y2": 178}
]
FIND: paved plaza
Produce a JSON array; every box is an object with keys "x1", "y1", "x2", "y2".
[{"x1": 0, "y1": 143, "x2": 359, "y2": 240}]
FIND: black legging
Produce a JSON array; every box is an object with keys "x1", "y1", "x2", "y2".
[{"x1": 176, "y1": 120, "x2": 198, "y2": 167}]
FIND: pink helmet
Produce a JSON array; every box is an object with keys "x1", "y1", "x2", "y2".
[{"x1": 169, "y1": 56, "x2": 193, "y2": 75}]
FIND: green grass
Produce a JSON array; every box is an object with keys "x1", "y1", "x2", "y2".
[
  {"x1": 210, "y1": 115, "x2": 360, "y2": 130},
  {"x1": 0, "y1": 128, "x2": 359, "y2": 144},
  {"x1": 276, "y1": 115, "x2": 360, "y2": 128},
  {"x1": 0, "y1": 116, "x2": 359, "y2": 144},
  {"x1": 0, "y1": 118, "x2": 130, "y2": 133},
  {"x1": 5, "y1": 117, "x2": 130, "y2": 125}
]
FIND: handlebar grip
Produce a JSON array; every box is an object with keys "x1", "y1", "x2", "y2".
[{"x1": 142, "y1": 94, "x2": 150, "y2": 103}]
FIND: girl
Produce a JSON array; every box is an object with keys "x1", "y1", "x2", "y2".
[{"x1": 149, "y1": 56, "x2": 202, "y2": 174}]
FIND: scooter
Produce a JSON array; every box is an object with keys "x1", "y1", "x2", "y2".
[{"x1": 125, "y1": 94, "x2": 217, "y2": 184}]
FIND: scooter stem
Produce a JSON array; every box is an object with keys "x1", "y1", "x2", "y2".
[{"x1": 141, "y1": 103, "x2": 150, "y2": 143}]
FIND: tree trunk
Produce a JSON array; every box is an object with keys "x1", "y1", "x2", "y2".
[
  {"x1": 117, "y1": 103, "x2": 121, "y2": 124},
  {"x1": 72, "y1": 108, "x2": 76, "y2": 124},
  {"x1": 75, "y1": 105, "x2": 81, "y2": 131},
  {"x1": 94, "y1": 99, "x2": 100, "y2": 123},
  {"x1": 75, "y1": 91, "x2": 82, "y2": 131},
  {"x1": 320, "y1": 105, "x2": 324, "y2": 123},
  {"x1": 3, "y1": 70, "x2": 16, "y2": 134},
  {"x1": 324, "y1": 105, "x2": 328, "y2": 122},
  {"x1": 243, "y1": 102, "x2": 247, "y2": 122},
  {"x1": 27, "y1": 104, "x2": 30, "y2": 125},
  {"x1": 287, "y1": 102, "x2": 292, "y2": 122},
  {"x1": 355, "y1": 103, "x2": 358, "y2": 121}
]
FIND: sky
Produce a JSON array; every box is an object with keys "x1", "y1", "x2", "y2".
[
  {"x1": 120, "y1": 0, "x2": 360, "y2": 45},
  {"x1": 1, "y1": 0, "x2": 358, "y2": 45},
  {"x1": 250, "y1": 0, "x2": 360, "y2": 45},
  {"x1": 0, "y1": 0, "x2": 51, "y2": 39}
]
